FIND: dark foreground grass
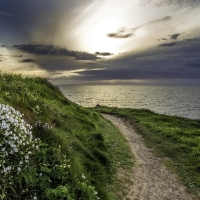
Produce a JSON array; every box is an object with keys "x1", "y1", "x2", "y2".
[
  {"x1": 0, "y1": 72, "x2": 133, "y2": 199},
  {"x1": 95, "y1": 106, "x2": 200, "y2": 198}
]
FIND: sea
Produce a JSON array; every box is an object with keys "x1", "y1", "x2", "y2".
[{"x1": 59, "y1": 85, "x2": 200, "y2": 120}]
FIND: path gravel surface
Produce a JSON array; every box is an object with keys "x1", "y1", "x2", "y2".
[{"x1": 102, "y1": 114, "x2": 198, "y2": 200}]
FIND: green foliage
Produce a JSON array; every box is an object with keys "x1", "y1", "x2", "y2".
[
  {"x1": 0, "y1": 72, "x2": 133, "y2": 199},
  {"x1": 0, "y1": 102, "x2": 98, "y2": 199},
  {"x1": 95, "y1": 106, "x2": 200, "y2": 198},
  {"x1": 12, "y1": 144, "x2": 99, "y2": 200}
]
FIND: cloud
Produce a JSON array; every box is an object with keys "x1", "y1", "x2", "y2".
[
  {"x1": 136, "y1": 52, "x2": 182, "y2": 61},
  {"x1": 184, "y1": 37, "x2": 200, "y2": 43},
  {"x1": 185, "y1": 59, "x2": 200, "y2": 68},
  {"x1": 13, "y1": 44, "x2": 100, "y2": 61},
  {"x1": 140, "y1": 0, "x2": 200, "y2": 8},
  {"x1": 12, "y1": 55, "x2": 23, "y2": 58},
  {"x1": 85, "y1": 62, "x2": 108, "y2": 67},
  {"x1": 148, "y1": 16, "x2": 171, "y2": 24},
  {"x1": 158, "y1": 33, "x2": 181, "y2": 41},
  {"x1": 75, "y1": 32, "x2": 200, "y2": 83},
  {"x1": 0, "y1": 0, "x2": 95, "y2": 46},
  {"x1": 171, "y1": 34, "x2": 181, "y2": 40},
  {"x1": 132, "y1": 16, "x2": 171, "y2": 31},
  {"x1": 186, "y1": 62, "x2": 200, "y2": 68},
  {"x1": 107, "y1": 16, "x2": 171, "y2": 39},
  {"x1": 74, "y1": 66, "x2": 200, "y2": 80},
  {"x1": 158, "y1": 37, "x2": 200, "y2": 47},
  {"x1": 107, "y1": 32, "x2": 133, "y2": 39},
  {"x1": 95, "y1": 52, "x2": 113, "y2": 56},
  {"x1": 159, "y1": 42, "x2": 177, "y2": 47},
  {"x1": 19, "y1": 59, "x2": 35, "y2": 63}
]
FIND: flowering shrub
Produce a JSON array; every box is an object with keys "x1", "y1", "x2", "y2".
[
  {"x1": 0, "y1": 104, "x2": 40, "y2": 175},
  {"x1": 0, "y1": 104, "x2": 99, "y2": 199},
  {"x1": 0, "y1": 104, "x2": 40, "y2": 199}
]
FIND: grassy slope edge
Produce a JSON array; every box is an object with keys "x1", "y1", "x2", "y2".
[
  {"x1": 0, "y1": 72, "x2": 133, "y2": 200},
  {"x1": 95, "y1": 106, "x2": 200, "y2": 198}
]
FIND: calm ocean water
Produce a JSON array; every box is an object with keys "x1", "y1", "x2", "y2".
[{"x1": 59, "y1": 85, "x2": 200, "y2": 120}]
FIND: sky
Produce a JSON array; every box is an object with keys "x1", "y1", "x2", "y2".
[{"x1": 0, "y1": 0, "x2": 200, "y2": 85}]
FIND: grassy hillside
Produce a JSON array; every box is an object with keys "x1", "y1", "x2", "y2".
[
  {"x1": 0, "y1": 72, "x2": 134, "y2": 200},
  {"x1": 95, "y1": 106, "x2": 200, "y2": 198}
]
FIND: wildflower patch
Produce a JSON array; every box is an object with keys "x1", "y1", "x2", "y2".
[
  {"x1": 0, "y1": 104, "x2": 99, "y2": 199},
  {"x1": 0, "y1": 104, "x2": 40, "y2": 174}
]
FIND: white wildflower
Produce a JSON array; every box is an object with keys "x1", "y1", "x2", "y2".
[
  {"x1": 82, "y1": 174, "x2": 86, "y2": 179},
  {"x1": 0, "y1": 103, "x2": 40, "y2": 179},
  {"x1": 1, "y1": 147, "x2": 5, "y2": 152}
]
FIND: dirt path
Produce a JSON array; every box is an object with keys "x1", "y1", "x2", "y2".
[{"x1": 102, "y1": 114, "x2": 198, "y2": 200}]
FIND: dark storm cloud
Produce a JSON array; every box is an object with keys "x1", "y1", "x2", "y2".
[
  {"x1": 35, "y1": 56, "x2": 104, "y2": 71},
  {"x1": 80, "y1": 32, "x2": 200, "y2": 81},
  {"x1": 85, "y1": 62, "x2": 107, "y2": 66},
  {"x1": 186, "y1": 62, "x2": 200, "y2": 68},
  {"x1": 95, "y1": 52, "x2": 113, "y2": 56},
  {"x1": 107, "y1": 32, "x2": 133, "y2": 39},
  {"x1": 171, "y1": 34, "x2": 181, "y2": 40},
  {"x1": 159, "y1": 42, "x2": 177, "y2": 47},
  {"x1": 74, "y1": 66, "x2": 200, "y2": 80},
  {"x1": 158, "y1": 37, "x2": 200, "y2": 47},
  {"x1": 158, "y1": 33, "x2": 181, "y2": 41},
  {"x1": 136, "y1": 52, "x2": 182, "y2": 61},
  {"x1": 185, "y1": 59, "x2": 200, "y2": 68},
  {"x1": 0, "y1": 0, "x2": 92, "y2": 44},
  {"x1": 140, "y1": 0, "x2": 200, "y2": 8},
  {"x1": 107, "y1": 16, "x2": 171, "y2": 39},
  {"x1": 13, "y1": 44, "x2": 100, "y2": 61},
  {"x1": 19, "y1": 59, "x2": 35, "y2": 63},
  {"x1": 184, "y1": 37, "x2": 200, "y2": 42},
  {"x1": 49, "y1": 32, "x2": 200, "y2": 83}
]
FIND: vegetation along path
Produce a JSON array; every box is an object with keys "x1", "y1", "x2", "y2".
[{"x1": 102, "y1": 114, "x2": 198, "y2": 200}]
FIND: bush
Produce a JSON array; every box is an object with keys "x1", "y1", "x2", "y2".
[{"x1": 0, "y1": 104, "x2": 99, "y2": 200}]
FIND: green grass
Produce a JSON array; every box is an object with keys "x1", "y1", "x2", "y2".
[
  {"x1": 95, "y1": 106, "x2": 200, "y2": 198},
  {"x1": 0, "y1": 72, "x2": 133, "y2": 199},
  {"x1": 4, "y1": 71, "x2": 200, "y2": 199}
]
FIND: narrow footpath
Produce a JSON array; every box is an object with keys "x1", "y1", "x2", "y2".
[{"x1": 102, "y1": 114, "x2": 198, "y2": 200}]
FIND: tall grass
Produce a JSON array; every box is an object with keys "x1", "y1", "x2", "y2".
[{"x1": 0, "y1": 72, "x2": 133, "y2": 199}]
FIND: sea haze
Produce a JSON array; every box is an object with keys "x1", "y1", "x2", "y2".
[{"x1": 60, "y1": 85, "x2": 200, "y2": 120}]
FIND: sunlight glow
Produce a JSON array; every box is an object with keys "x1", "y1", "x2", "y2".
[{"x1": 66, "y1": 0, "x2": 140, "y2": 53}]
